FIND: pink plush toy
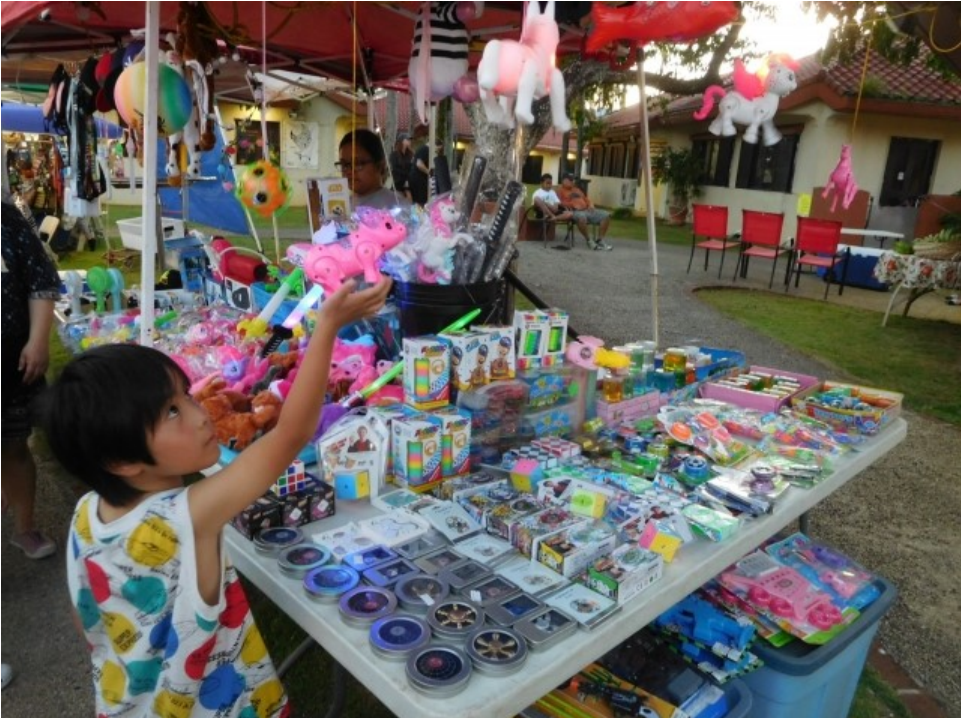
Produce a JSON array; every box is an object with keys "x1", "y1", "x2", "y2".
[
  {"x1": 822, "y1": 144, "x2": 859, "y2": 212},
  {"x1": 477, "y1": 0, "x2": 571, "y2": 131},
  {"x1": 303, "y1": 208, "x2": 407, "y2": 294}
]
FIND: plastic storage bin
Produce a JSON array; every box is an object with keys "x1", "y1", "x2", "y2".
[
  {"x1": 117, "y1": 216, "x2": 186, "y2": 250},
  {"x1": 742, "y1": 576, "x2": 897, "y2": 718}
]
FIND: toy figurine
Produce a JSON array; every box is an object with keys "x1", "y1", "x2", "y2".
[{"x1": 822, "y1": 144, "x2": 859, "y2": 212}]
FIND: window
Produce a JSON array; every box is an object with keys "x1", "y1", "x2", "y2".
[
  {"x1": 735, "y1": 128, "x2": 800, "y2": 193},
  {"x1": 693, "y1": 136, "x2": 735, "y2": 187},
  {"x1": 603, "y1": 144, "x2": 625, "y2": 178},
  {"x1": 879, "y1": 137, "x2": 939, "y2": 207},
  {"x1": 521, "y1": 154, "x2": 544, "y2": 185},
  {"x1": 624, "y1": 144, "x2": 638, "y2": 180},
  {"x1": 588, "y1": 144, "x2": 604, "y2": 175}
]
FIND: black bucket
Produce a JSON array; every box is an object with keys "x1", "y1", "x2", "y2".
[{"x1": 394, "y1": 281, "x2": 502, "y2": 338}]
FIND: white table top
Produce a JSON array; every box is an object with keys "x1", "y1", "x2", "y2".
[
  {"x1": 224, "y1": 418, "x2": 907, "y2": 718},
  {"x1": 840, "y1": 228, "x2": 905, "y2": 239}
]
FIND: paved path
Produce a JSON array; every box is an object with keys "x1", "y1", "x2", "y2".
[{"x1": 2, "y1": 233, "x2": 957, "y2": 718}]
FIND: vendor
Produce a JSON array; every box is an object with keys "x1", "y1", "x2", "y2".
[{"x1": 337, "y1": 130, "x2": 410, "y2": 211}]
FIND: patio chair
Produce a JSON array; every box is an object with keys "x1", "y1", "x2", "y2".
[
  {"x1": 688, "y1": 204, "x2": 737, "y2": 278},
  {"x1": 788, "y1": 216, "x2": 850, "y2": 299},
  {"x1": 732, "y1": 210, "x2": 789, "y2": 288},
  {"x1": 520, "y1": 204, "x2": 577, "y2": 250}
]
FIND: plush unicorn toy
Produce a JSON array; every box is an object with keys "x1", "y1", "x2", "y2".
[
  {"x1": 415, "y1": 195, "x2": 467, "y2": 284},
  {"x1": 822, "y1": 144, "x2": 859, "y2": 212},
  {"x1": 694, "y1": 55, "x2": 798, "y2": 146},
  {"x1": 477, "y1": 0, "x2": 571, "y2": 132}
]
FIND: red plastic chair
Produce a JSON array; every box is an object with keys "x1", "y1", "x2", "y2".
[
  {"x1": 789, "y1": 217, "x2": 849, "y2": 299},
  {"x1": 733, "y1": 210, "x2": 789, "y2": 288},
  {"x1": 688, "y1": 204, "x2": 737, "y2": 278}
]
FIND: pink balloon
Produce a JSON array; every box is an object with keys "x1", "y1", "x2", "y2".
[
  {"x1": 455, "y1": 1, "x2": 477, "y2": 23},
  {"x1": 453, "y1": 75, "x2": 480, "y2": 104}
]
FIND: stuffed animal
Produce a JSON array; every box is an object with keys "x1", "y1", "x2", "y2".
[
  {"x1": 822, "y1": 144, "x2": 859, "y2": 212},
  {"x1": 477, "y1": 0, "x2": 571, "y2": 131},
  {"x1": 409, "y1": 2, "x2": 485, "y2": 124},
  {"x1": 162, "y1": 38, "x2": 203, "y2": 187},
  {"x1": 415, "y1": 195, "x2": 463, "y2": 283},
  {"x1": 251, "y1": 390, "x2": 282, "y2": 432}
]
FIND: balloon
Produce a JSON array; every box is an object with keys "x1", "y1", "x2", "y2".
[
  {"x1": 236, "y1": 161, "x2": 291, "y2": 218},
  {"x1": 455, "y1": 1, "x2": 478, "y2": 23},
  {"x1": 113, "y1": 63, "x2": 192, "y2": 135},
  {"x1": 452, "y1": 75, "x2": 480, "y2": 104}
]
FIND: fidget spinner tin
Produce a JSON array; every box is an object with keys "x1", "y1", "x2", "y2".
[
  {"x1": 513, "y1": 607, "x2": 578, "y2": 652},
  {"x1": 427, "y1": 598, "x2": 486, "y2": 643},
  {"x1": 253, "y1": 526, "x2": 304, "y2": 556},
  {"x1": 394, "y1": 531, "x2": 450, "y2": 561},
  {"x1": 465, "y1": 626, "x2": 529, "y2": 676},
  {"x1": 463, "y1": 575, "x2": 521, "y2": 608},
  {"x1": 277, "y1": 543, "x2": 331, "y2": 579},
  {"x1": 362, "y1": 557, "x2": 421, "y2": 589},
  {"x1": 338, "y1": 586, "x2": 398, "y2": 628},
  {"x1": 369, "y1": 614, "x2": 432, "y2": 662},
  {"x1": 439, "y1": 559, "x2": 494, "y2": 593},
  {"x1": 303, "y1": 564, "x2": 360, "y2": 603},
  {"x1": 394, "y1": 573, "x2": 451, "y2": 613},
  {"x1": 406, "y1": 645, "x2": 473, "y2": 697},
  {"x1": 485, "y1": 592, "x2": 546, "y2": 627},
  {"x1": 413, "y1": 547, "x2": 468, "y2": 575},
  {"x1": 342, "y1": 544, "x2": 399, "y2": 573}
]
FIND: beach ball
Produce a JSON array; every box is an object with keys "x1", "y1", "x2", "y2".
[
  {"x1": 236, "y1": 160, "x2": 291, "y2": 218},
  {"x1": 113, "y1": 62, "x2": 191, "y2": 135}
]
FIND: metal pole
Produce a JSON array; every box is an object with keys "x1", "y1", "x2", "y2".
[
  {"x1": 139, "y1": 1, "x2": 160, "y2": 347},
  {"x1": 637, "y1": 57, "x2": 660, "y2": 347}
]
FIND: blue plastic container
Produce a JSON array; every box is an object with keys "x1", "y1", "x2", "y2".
[
  {"x1": 742, "y1": 576, "x2": 897, "y2": 718},
  {"x1": 692, "y1": 677, "x2": 753, "y2": 718},
  {"x1": 252, "y1": 282, "x2": 300, "y2": 325}
]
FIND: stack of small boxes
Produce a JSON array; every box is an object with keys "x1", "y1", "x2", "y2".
[
  {"x1": 513, "y1": 309, "x2": 568, "y2": 370},
  {"x1": 232, "y1": 459, "x2": 336, "y2": 539}
]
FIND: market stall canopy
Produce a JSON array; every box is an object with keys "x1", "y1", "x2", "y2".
[
  {"x1": 1, "y1": 100, "x2": 122, "y2": 138},
  {"x1": 0, "y1": 2, "x2": 594, "y2": 102}
]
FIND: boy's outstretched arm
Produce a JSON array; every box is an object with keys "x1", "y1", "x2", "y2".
[{"x1": 189, "y1": 278, "x2": 392, "y2": 536}]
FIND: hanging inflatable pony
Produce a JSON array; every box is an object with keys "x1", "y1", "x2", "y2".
[
  {"x1": 477, "y1": 0, "x2": 571, "y2": 131},
  {"x1": 822, "y1": 144, "x2": 859, "y2": 211},
  {"x1": 237, "y1": 160, "x2": 292, "y2": 218},
  {"x1": 694, "y1": 55, "x2": 799, "y2": 146},
  {"x1": 585, "y1": 1, "x2": 739, "y2": 54},
  {"x1": 409, "y1": 1, "x2": 485, "y2": 124}
]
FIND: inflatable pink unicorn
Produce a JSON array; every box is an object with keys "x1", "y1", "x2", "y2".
[
  {"x1": 822, "y1": 144, "x2": 859, "y2": 212},
  {"x1": 477, "y1": 0, "x2": 571, "y2": 131}
]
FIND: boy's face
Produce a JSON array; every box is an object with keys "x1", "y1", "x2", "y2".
[
  {"x1": 145, "y1": 381, "x2": 220, "y2": 481},
  {"x1": 541, "y1": 178, "x2": 553, "y2": 190}
]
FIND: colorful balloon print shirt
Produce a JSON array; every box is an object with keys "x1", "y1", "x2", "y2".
[{"x1": 67, "y1": 489, "x2": 290, "y2": 718}]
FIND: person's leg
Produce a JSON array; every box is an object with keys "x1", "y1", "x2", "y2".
[
  {"x1": 1, "y1": 663, "x2": 13, "y2": 690},
  {"x1": 590, "y1": 210, "x2": 613, "y2": 250},
  {"x1": 533, "y1": 198, "x2": 553, "y2": 218},
  {"x1": 574, "y1": 211, "x2": 597, "y2": 248},
  {"x1": 2, "y1": 437, "x2": 53, "y2": 558}
]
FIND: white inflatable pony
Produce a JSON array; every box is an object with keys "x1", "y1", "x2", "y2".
[
  {"x1": 477, "y1": 0, "x2": 571, "y2": 132},
  {"x1": 694, "y1": 56, "x2": 798, "y2": 146}
]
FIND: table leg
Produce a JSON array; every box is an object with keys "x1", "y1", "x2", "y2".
[{"x1": 882, "y1": 282, "x2": 905, "y2": 327}]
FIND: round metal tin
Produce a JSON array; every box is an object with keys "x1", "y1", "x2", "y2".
[
  {"x1": 465, "y1": 626, "x2": 529, "y2": 676},
  {"x1": 405, "y1": 645, "x2": 473, "y2": 697},
  {"x1": 277, "y1": 544, "x2": 331, "y2": 579},
  {"x1": 394, "y1": 574, "x2": 450, "y2": 614},
  {"x1": 427, "y1": 599, "x2": 485, "y2": 643},
  {"x1": 338, "y1": 586, "x2": 398, "y2": 627},
  {"x1": 253, "y1": 526, "x2": 304, "y2": 556},
  {"x1": 303, "y1": 564, "x2": 360, "y2": 603},
  {"x1": 369, "y1": 615, "x2": 431, "y2": 662}
]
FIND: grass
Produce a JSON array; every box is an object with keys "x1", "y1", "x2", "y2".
[
  {"x1": 696, "y1": 289, "x2": 961, "y2": 426},
  {"x1": 50, "y1": 206, "x2": 939, "y2": 718}
]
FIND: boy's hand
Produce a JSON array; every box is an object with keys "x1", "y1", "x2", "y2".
[{"x1": 320, "y1": 277, "x2": 393, "y2": 328}]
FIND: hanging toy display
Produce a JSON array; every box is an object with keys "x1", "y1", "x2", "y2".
[
  {"x1": 477, "y1": 0, "x2": 571, "y2": 132},
  {"x1": 694, "y1": 55, "x2": 799, "y2": 146},
  {"x1": 585, "y1": 1, "x2": 739, "y2": 54},
  {"x1": 113, "y1": 61, "x2": 192, "y2": 135},
  {"x1": 822, "y1": 144, "x2": 859, "y2": 212},
  {"x1": 236, "y1": 160, "x2": 292, "y2": 218},
  {"x1": 409, "y1": 1, "x2": 485, "y2": 123}
]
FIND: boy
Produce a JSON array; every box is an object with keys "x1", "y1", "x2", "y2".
[
  {"x1": 40, "y1": 278, "x2": 391, "y2": 718},
  {"x1": 531, "y1": 173, "x2": 572, "y2": 223}
]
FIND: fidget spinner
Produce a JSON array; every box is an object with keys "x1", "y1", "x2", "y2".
[
  {"x1": 570, "y1": 598, "x2": 600, "y2": 614},
  {"x1": 434, "y1": 602, "x2": 480, "y2": 629},
  {"x1": 446, "y1": 516, "x2": 471, "y2": 534},
  {"x1": 472, "y1": 630, "x2": 518, "y2": 659},
  {"x1": 538, "y1": 509, "x2": 570, "y2": 527}
]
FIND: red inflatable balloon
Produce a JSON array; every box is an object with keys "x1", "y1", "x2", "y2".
[{"x1": 585, "y1": 1, "x2": 739, "y2": 54}]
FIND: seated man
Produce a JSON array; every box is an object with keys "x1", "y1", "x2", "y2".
[
  {"x1": 557, "y1": 173, "x2": 612, "y2": 251},
  {"x1": 531, "y1": 173, "x2": 573, "y2": 222}
]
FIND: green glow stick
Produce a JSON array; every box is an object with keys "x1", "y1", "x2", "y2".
[{"x1": 340, "y1": 307, "x2": 483, "y2": 407}]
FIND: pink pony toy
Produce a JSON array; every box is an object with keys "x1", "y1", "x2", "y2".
[
  {"x1": 822, "y1": 144, "x2": 859, "y2": 212},
  {"x1": 329, "y1": 337, "x2": 380, "y2": 398},
  {"x1": 477, "y1": 0, "x2": 571, "y2": 131},
  {"x1": 694, "y1": 55, "x2": 798, "y2": 146},
  {"x1": 415, "y1": 196, "x2": 461, "y2": 284},
  {"x1": 303, "y1": 208, "x2": 407, "y2": 294}
]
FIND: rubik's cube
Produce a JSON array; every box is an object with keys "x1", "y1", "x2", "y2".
[{"x1": 270, "y1": 459, "x2": 307, "y2": 497}]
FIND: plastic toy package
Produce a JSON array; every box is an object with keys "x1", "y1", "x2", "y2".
[
  {"x1": 657, "y1": 406, "x2": 755, "y2": 466},
  {"x1": 765, "y1": 533, "x2": 881, "y2": 611}
]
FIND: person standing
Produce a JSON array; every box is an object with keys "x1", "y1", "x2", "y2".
[
  {"x1": 1, "y1": 199, "x2": 60, "y2": 559},
  {"x1": 408, "y1": 138, "x2": 431, "y2": 207},
  {"x1": 388, "y1": 133, "x2": 413, "y2": 201},
  {"x1": 338, "y1": 129, "x2": 410, "y2": 211},
  {"x1": 557, "y1": 173, "x2": 613, "y2": 251}
]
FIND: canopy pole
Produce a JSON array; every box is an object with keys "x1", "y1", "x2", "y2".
[
  {"x1": 637, "y1": 56, "x2": 659, "y2": 347},
  {"x1": 139, "y1": 1, "x2": 160, "y2": 347}
]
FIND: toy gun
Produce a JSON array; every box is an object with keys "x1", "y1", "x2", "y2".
[
  {"x1": 338, "y1": 307, "x2": 482, "y2": 408},
  {"x1": 260, "y1": 283, "x2": 324, "y2": 357}
]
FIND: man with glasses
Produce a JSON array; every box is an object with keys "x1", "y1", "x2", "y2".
[{"x1": 337, "y1": 129, "x2": 409, "y2": 211}]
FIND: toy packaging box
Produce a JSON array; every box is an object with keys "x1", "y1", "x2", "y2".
[
  {"x1": 586, "y1": 544, "x2": 664, "y2": 605},
  {"x1": 437, "y1": 471, "x2": 509, "y2": 502},
  {"x1": 428, "y1": 406, "x2": 472, "y2": 479},
  {"x1": 232, "y1": 494, "x2": 283, "y2": 539},
  {"x1": 513, "y1": 309, "x2": 550, "y2": 369},
  {"x1": 538, "y1": 663, "x2": 686, "y2": 718},
  {"x1": 391, "y1": 413, "x2": 443, "y2": 491},
  {"x1": 541, "y1": 309, "x2": 569, "y2": 367},
  {"x1": 483, "y1": 492, "x2": 546, "y2": 542},
  {"x1": 537, "y1": 520, "x2": 618, "y2": 578},
  {"x1": 474, "y1": 325, "x2": 517, "y2": 381},
  {"x1": 510, "y1": 507, "x2": 583, "y2": 558},
  {"x1": 305, "y1": 476, "x2": 336, "y2": 522},
  {"x1": 315, "y1": 413, "x2": 388, "y2": 498},
  {"x1": 440, "y1": 330, "x2": 490, "y2": 392},
  {"x1": 402, "y1": 336, "x2": 451, "y2": 410}
]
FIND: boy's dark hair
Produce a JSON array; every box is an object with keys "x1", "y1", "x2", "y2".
[
  {"x1": 38, "y1": 344, "x2": 190, "y2": 507},
  {"x1": 540, "y1": 173, "x2": 553, "y2": 183},
  {"x1": 339, "y1": 129, "x2": 385, "y2": 164}
]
